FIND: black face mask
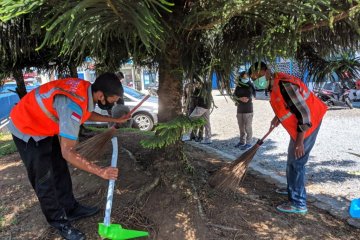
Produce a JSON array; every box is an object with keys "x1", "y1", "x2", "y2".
[{"x1": 98, "y1": 96, "x2": 114, "y2": 110}]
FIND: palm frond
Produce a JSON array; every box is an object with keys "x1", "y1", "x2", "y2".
[
  {"x1": 36, "y1": 0, "x2": 169, "y2": 64},
  {"x1": 296, "y1": 43, "x2": 360, "y2": 85}
]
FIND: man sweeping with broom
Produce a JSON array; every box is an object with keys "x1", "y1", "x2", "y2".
[
  {"x1": 8, "y1": 73, "x2": 129, "y2": 240},
  {"x1": 249, "y1": 62, "x2": 327, "y2": 214}
]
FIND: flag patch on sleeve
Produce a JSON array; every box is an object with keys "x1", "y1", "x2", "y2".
[{"x1": 71, "y1": 112, "x2": 81, "y2": 123}]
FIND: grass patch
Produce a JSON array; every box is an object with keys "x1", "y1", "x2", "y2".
[
  {"x1": 0, "y1": 132, "x2": 16, "y2": 157},
  {"x1": 84, "y1": 126, "x2": 154, "y2": 136},
  {"x1": 84, "y1": 126, "x2": 108, "y2": 132},
  {"x1": 0, "y1": 205, "x2": 6, "y2": 229},
  {"x1": 118, "y1": 127, "x2": 155, "y2": 136}
]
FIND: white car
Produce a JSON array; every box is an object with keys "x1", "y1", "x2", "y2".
[{"x1": 87, "y1": 86, "x2": 158, "y2": 131}]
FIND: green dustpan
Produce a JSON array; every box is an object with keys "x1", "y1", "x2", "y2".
[
  {"x1": 98, "y1": 137, "x2": 149, "y2": 239},
  {"x1": 98, "y1": 223, "x2": 148, "y2": 240}
]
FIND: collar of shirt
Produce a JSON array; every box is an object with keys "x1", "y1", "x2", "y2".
[{"x1": 87, "y1": 86, "x2": 94, "y2": 112}]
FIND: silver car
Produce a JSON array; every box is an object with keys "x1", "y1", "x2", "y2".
[{"x1": 87, "y1": 86, "x2": 158, "y2": 131}]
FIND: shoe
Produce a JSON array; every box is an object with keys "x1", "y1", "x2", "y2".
[
  {"x1": 234, "y1": 142, "x2": 245, "y2": 148},
  {"x1": 67, "y1": 204, "x2": 100, "y2": 222},
  {"x1": 275, "y1": 187, "x2": 288, "y2": 195},
  {"x1": 240, "y1": 144, "x2": 252, "y2": 150},
  {"x1": 276, "y1": 202, "x2": 307, "y2": 214},
  {"x1": 200, "y1": 139, "x2": 212, "y2": 144},
  {"x1": 182, "y1": 135, "x2": 191, "y2": 141},
  {"x1": 57, "y1": 224, "x2": 86, "y2": 240}
]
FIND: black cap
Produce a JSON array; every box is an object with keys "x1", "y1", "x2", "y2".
[
  {"x1": 92, "y1": 72, "x2": 124, "y2": 97},
  {"x1": 248, "y1": 62, "x2": 268, "y2": 75}
]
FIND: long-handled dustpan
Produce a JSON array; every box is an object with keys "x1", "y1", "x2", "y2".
[{"x1": 98, "y1": 137, "x2": 149, "y2": 240}]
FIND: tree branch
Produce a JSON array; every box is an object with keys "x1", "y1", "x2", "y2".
[
  {"x1": 135, "y1": 176, "x2": 160, "y2": 202},
  {"x1": 187, "y1": 0, "x2": 262, "y2": 31},
  {"x1": 300, "y1": 5, "x2": 359, "y2": 33}
]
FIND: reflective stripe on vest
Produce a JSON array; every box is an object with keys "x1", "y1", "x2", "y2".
[
  {"x1": 279, "y1": 111, "x2": 292, "y2": 122},
  {"x1": 35, "y1": 87, "x2": 86, "y2": 123},
  {"x1": 278, "y1": 89, "x2": 311, "y2": 122}
]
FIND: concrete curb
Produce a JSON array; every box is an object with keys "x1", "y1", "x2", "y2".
[{"x1": 188, "y1": 141, "x2": 360, "y2": 229}]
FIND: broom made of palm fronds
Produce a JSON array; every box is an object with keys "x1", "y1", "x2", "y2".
[
  {"x1": 76, "y1": 95, "x2": 151, "y2": 161},
  {"x1": 209, "y1": 126, "x2": 276, "y2": 191}
]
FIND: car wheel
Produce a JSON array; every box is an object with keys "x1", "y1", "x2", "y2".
[{"x1": 133, "y1": 113, "x2": 154, "y2": 131}]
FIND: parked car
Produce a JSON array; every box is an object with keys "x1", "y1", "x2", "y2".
[
  {"x1": 0, "y1": 79, "x2": 40, "y2": 93},
  {"x1": 86, "y1": 86, "x2": 158, "y2": 131},
  {"x1": 0, "y1": 80, "x2": 40, "y2": 122}
]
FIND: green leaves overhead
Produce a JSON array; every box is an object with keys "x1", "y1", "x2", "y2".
[
  {"x1": 0, "y1": 0, "x2": 44, "y2": 21},
  {"x1": 1, "y1": 0, "x2": 360, "y2": 83},
  {"x1": 184, "y1": 0, "x2": 360, "y2": 66},
  {"x1": 1, "y1": 0, "x2": 172, "y2": 69},
  {"x1": 37, "y1": 0, "x2": 169, "y2": 65},
  {"x1": 297, "y1": 43, "x2": 360, "y2": 84},
  {"x1": 178, "y1": 0, "x2": 360, "y2": 93}
]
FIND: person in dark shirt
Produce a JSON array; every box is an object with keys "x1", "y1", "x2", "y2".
[
  {"x1": 233, "y1": 71, "x2": 256, "y2": 150},
  {"x1": 182, "y1": 81, "x2": 212, "y2": 144}
]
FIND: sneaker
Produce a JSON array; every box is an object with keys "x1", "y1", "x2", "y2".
[
  {"x1": 276, "y1": 202, "x2": 307, "y2": 214},
  {"x1": 234, "y1": 142, "x2": 246, "y2": 148},
  {"x1": 67, "y1": 204, "x2": 99, "y2": 222},
  {"x1": 200, "y1": 139, "x2": 212, "y2": 144},
  {"x1": 240, "y1": 144, "x2": 252, "y2": 150},
  {"x1": 182, "y1": 135, "x2": 191, "y2": 141},
  {"x1": 275, "y1": 187, "x2": 288, "y2": 195},
  {"x1": 57, "y1": 224, "x2": 86, "y2": 240}
]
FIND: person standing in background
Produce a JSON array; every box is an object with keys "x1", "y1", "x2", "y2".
[
  {"x1": 182, "y1": 81, "x2": 212, "y2": 144},
  {"x1": 233, "y1": 71, "x2": 256, "y2": 150}
]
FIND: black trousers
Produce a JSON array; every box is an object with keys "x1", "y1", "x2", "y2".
[{"x1": 12, "y1": 135, "x2": 77, "y2": 228}]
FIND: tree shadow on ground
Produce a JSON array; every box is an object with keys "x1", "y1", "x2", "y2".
[
  {"x1": 1, "y1": 134, "x2": 360, "y2": 239},
  {"x1": 209, "y1": 137, "x2": 360, "y2": 186}
]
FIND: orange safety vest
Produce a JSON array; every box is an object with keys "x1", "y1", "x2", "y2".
[
  {"x1": 270, "y1": 72, "x2": 327, "y2": 140},
  {"x1": 10, "y1": 78, "x2": 92, "y2": 136}
]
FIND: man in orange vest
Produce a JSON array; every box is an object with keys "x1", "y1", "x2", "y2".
[
  {"x1": 8, "y1": 73, "x2": 128, "y2": 240},
  {"x1": 249, "y1": 62, "x2": 327, "y2": 214}
]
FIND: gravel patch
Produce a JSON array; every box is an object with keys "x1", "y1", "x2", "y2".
[{"x1": 209, "y1": 91, "x2": 360, "y2": 201}]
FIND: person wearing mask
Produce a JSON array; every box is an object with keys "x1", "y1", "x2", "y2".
[
  {"x1": 249, "y1": 62, "x2": 327, "y2": 214},
  {"x1": 8, "y1": 73, "x2": 128, "y2": 240},
  {"x1": 233, "y1": 71, "x2": 256, "y2": 150}
]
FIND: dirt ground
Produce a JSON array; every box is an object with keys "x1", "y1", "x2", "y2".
[{"x1": 1, "y1": 131, "x2": 359, "y2": 240}]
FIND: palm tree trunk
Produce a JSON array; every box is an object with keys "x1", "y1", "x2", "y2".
[
  {"x1": 12, "y1": 68, "x2": 27, "y2": 99},
  {"x1": 157, "y1": 48, "x2": 183, "y2": 123},
  {"x1": 156, "y1": 45, "x2": 185, "y2": 164},
  {"x1": 69, "y1": 62, "x2": 78, "y2": 78}
]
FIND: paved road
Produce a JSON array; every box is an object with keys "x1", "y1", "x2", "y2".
[{"x1": 209, "y1": 91, "x2": 360, "y2": 201}]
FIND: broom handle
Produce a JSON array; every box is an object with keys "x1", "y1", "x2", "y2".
[
  {"x1": 103, "y1": 137, "x2": 118, "y2": 226},
  {"x1": 128, "y1": 95, "x2": 151, "y2": 116},
  {"x1": 257, "y1": 126, "x2": 276, "y2": 145}
]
